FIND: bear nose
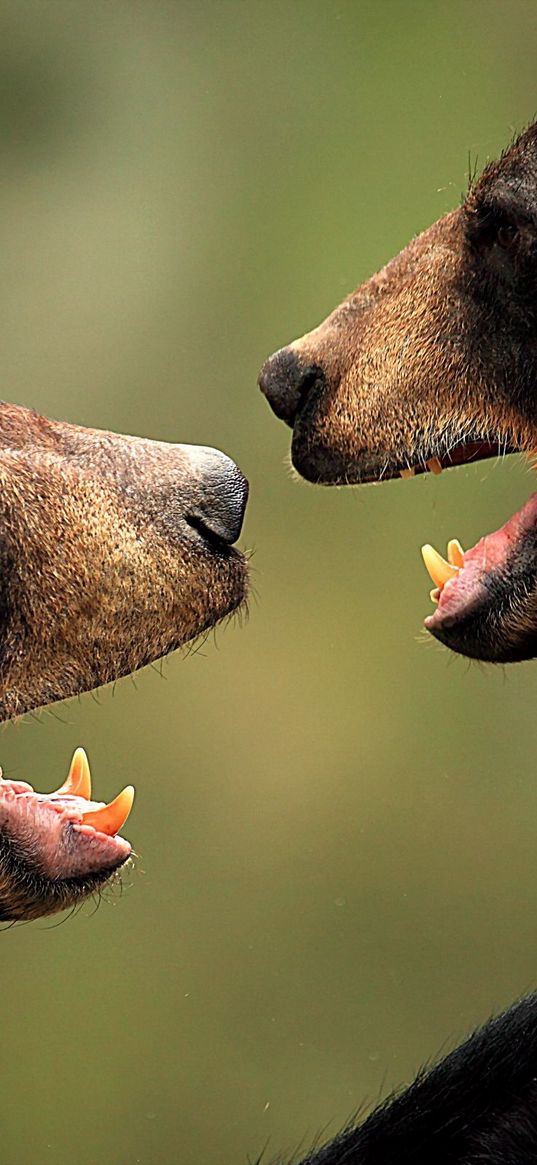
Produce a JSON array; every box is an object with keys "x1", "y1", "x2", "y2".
[
  {"x1": 185, "y1": 446, "x2": 249, "y2": 545},
  {"x1": 258, "y1": 348, "x2": 325, "y2": 427}
]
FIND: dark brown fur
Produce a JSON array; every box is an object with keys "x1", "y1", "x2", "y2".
[
  {"x1": 260, "y1": 121, "x2": 537, "y2": 663},
  {"x1": 260, "y1": 124, "x2": 537, "y2": 485}
]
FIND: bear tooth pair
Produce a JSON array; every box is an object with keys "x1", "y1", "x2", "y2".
[
  {"x1": 0, "y1": 746, "x2": 135, "y2": 837},
  {"x1": 56, "y1": 747, "x2": 134, "y2": 835},
  {"x1": 422, "y1": 539, "x2": 465, "y2": 603}
]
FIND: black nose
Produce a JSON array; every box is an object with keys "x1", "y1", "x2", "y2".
[
  {"x1": 258, "y1": 348, "x2": 325, "y2": 427},
  {"x1": 186, "y1": 447, "x2": 249, "y2": 545}
]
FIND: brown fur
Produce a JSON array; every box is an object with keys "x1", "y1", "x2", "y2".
[{"x1": 0, "y1": 402, "x2": 248, "y2": 720}]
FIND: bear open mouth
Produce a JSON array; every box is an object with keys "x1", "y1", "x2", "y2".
[
  {"x1": 418, "y1": 459, "x2": 537, "y2": 663},
  {"x1": 0, "y1": 747, "x2": 134, "y2": 920}
]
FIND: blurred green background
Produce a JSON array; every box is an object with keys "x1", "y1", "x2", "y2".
[{"x1": 2, "y1": 1, "x2": 537, "y2": 1162}]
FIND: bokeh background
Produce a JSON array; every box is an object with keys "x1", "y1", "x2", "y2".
[{"x1": 2, "y1": 2, "x2": 537, "y2": 1162}]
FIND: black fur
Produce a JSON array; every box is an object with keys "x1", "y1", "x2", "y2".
[{"x1": 282, "y1": 992, "x2": 537, "y2": 1164}]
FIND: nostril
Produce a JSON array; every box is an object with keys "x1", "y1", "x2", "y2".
[
  {"x1": 185, "y1": 447, "x2": 249, "y2": 546},
  {"x1": 185, "y1": 512, "x2": 233, "y2": 550},
  {"x1": 258, "y1": 348, "x2": 325, "y2": 427}
]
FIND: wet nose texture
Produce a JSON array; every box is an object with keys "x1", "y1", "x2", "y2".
[
  {"x1": 187, "y1": 449, "x2": 249, "y2": 545},
  {"x1": 258, "y1": 348, "x2": 325, "y2": 427}
]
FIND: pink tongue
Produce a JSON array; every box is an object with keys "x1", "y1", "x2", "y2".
[{"x1": 428, "y1": 491, "x2": 537, "y2": 623}]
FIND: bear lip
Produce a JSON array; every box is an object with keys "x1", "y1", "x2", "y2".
[{"x1": 0, "y1": 781, "x2": 132, "y2": 880}]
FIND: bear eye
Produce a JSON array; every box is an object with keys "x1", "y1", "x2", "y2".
[{"x1": 496, "y1": 221, "x2": 519, "y2": 249}]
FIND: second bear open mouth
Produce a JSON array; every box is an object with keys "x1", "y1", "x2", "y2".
[{"x1": 419, "y1": 473, "x2": 537, "y2": 663}]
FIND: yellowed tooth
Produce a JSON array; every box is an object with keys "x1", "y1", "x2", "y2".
[
  {"x1": 55, "y1": 747, "x2": 92, "y2": 800},
  {"x1": 447, "y1": 539, "x2": 465, "y2": 569},
  {"x1": 430, "y1": 588, "x2": 440, "y2": 604},
  {"x1": 400, "y1": 468, "x2": 416, "y2": 479},
  {"x1": 426, "y1": 458, "x2": 443, "y2": 475},
  {"x1": 81, "y1": 786, "x2": 135, "y2": 836},
  {"x1": 421, "y1": 544, "x2": 460, "y2": 589}
]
